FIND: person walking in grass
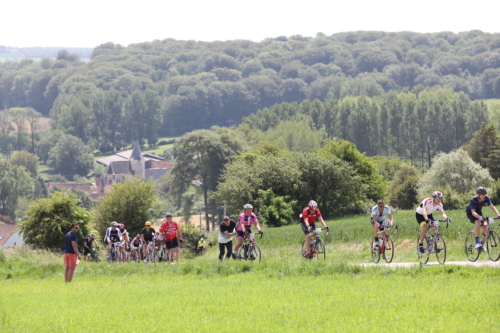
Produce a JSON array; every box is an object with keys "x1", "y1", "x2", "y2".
[
  {"x1": 64, "y1": 223, "x2": 81, "y2": 283},
  {"x1": 219, "y1": 216, "x2": 236, "y2": 260}
]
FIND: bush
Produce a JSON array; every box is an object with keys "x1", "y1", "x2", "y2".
[
  {"x1": 256, "y1": 189, "x2": 297, "y2": 227},
  {"x1": 390, "y1": 164, "x2": 421, "y2": 209}
]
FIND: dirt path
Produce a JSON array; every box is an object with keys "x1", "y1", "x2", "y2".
[{"x1": 361, "y1": 261, "x2": 500, "y2": 268}]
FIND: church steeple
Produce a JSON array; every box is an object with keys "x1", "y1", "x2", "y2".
[
  {"x1": 129, "y1": 141, "x2": 145, "y2": 177},
  {"x1": 130, "y1": 141, "x2": 144, "y2": 161}
]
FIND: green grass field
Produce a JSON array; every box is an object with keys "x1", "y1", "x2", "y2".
[{"x1": 1, "y1": 210, "x2": 500, "y2": 331}]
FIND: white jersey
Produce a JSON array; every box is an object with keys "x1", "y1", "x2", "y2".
[
  {"x1": 416, "y1": 198, "x2": 443, "y2": 215},
  {"x1": 371, "y1": 205, "x2": 392, "y2": 222}
]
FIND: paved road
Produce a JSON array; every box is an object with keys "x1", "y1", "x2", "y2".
[{"x1": 361, "y1": 261, "x2": 500, "y2": 268}]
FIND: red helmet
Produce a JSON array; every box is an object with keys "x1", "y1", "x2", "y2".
[
  {"x1": 308, "y1": 200, "x2": 318, "y2": 209},
  {"x1": 432, "y1": 191, "x2": 443, "y2": 200},
  {"x1": 120, "y1": 223, "x2": 124, "y2": 228}
]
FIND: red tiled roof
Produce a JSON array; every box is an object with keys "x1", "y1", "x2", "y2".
[{"x1": 0, "y1": 224, "x2": 18, "y2": 246}]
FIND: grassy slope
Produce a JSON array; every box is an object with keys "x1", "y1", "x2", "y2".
[{"x1": 1, "y1": 210, "x2": 499, "y2": 331}]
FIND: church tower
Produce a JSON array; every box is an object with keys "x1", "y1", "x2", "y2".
[{"x1": 129, "y1": 141, "x2": 145, "y2": 177}]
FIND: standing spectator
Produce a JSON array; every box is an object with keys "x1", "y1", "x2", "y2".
[
  {"x1": 219, "y1": 216, "x2": 236, "y2": 260},
  {"x1": 159, "y1": 213, "x2": 183, "y2": 264},
  {"x1": 64, "y1": 223, "x2": 81, "y2": 283}
]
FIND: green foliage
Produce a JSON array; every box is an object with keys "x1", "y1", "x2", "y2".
[
  {"x1": 69, "y1": 189, "x2": 93, "y2": 209},
  {"x1": 0, "y1": 160, "x2": 33, "y2": 218},
  {"x1": 370, "y1": 156, "x2": 408, "y2": 182},
  {"x1": 9, "y1": 151, "x2": 38, "y2": 178},
  {"x1": 47, "y1": 134, "x2": 94, "y2": 177},
  {"x1": 418, "y1": 149, "x2": 493, "y2": 195},
  {"x1": 462, "y1": 123, "x2": 500, "y2": 179},
  {"x1": 94, "y1": 177, "x2": 157, "y2": 239},
  {"x1": 389, "y1": 164, "x2": 421, "y2": 209},
  {"x1": 256, "y1": 189, "x2": 297, "y2": 227},
  {"x1": 20, "y1": 191, "x2": 91, "y2": 250}
]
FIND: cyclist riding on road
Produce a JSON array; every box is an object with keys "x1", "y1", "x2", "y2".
[
  {"x1": 371, "y1": 199, "x2": 393, "y2": 250},
  {"x1": 416, "y1": 191, "x2": 449, "y2": 253},
  {"x1": 232, "y1": 204, "x2": 263, "y2": 259},
  {"x1": 466, "y1": 187, "x2": 500, "y2": 249},
  {"x1": 104, "y1": 222, "x2": 123, "y2": 259},
  {"x1": 119, "y1": 224, "x2": 129, "y2": 260},
  {"x1": 141, "y1": 221, "x2": 156, "y2": 263},
  {"x1": 301, "y1": 200, "x2": 329, "y2": 258}
]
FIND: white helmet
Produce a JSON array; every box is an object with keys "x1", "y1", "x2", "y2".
[
  {"x1": 308, "y1": 200, "x2": 318, "y2": 209},
  {"x1": 244, "y1": 204, "x2": 253, "y2": 209}
]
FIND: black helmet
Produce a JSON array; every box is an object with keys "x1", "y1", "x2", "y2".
[{"x1": 476, "y1": 187, "x2": 487, "y2": 195}]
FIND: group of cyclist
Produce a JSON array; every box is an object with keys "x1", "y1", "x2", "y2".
[{"x1": 82, "y1": 186, "x2": 500, "y2": 263}]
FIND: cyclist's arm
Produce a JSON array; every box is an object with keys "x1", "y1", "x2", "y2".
[
  {"x1": 471, "y1": 209, "x2": 482, "y2": 220},
  {"x1": 84, "y1": 240, "x2": 90, "y2": 249},
  {"x1": 318, "y1": 216, "x2": 327, "y2": 228},
  {"x1": 439, "y1": 209, "x2": 448, "y2": 220},
  {"x1": 371, "y1": 214, "x2": 378, "y2": 225},
  {"x1": 253, "y1": 220, "x2": 262, "y2": 232},
  {"x1": 388, "y1": 213, "x2": 393, "y2": 225},
  {"x1": 489, "y1": 204, "x2": 500, "y2": 217},
  {"x1": 177, "y1": 228, "x2": 182, "y2": 241}
]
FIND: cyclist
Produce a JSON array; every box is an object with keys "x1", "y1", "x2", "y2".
[
  {"x1": 416, "y1": 191, "x2": 450, "y2": 253},
  {"x1": 141, "y1": 221, "x2": 156, "y2": 263},
  {"x1": 197, "y1": 238, "x2": 206, "y2": 255},
  {"x1": 83, "y1": 233, "x2": 97, "y2": 262},
  {"x1": 301, "y1": 200, "x2": 329, "y2": 258},
  {"x1": 130, "y1": 234, "x2": 143, "y2": 260},
  {"x1": 104, "y1": 222, "x2": 123, "y2": 259},
  {"x1": 466, "y1": 187, "x2": 500, "y2": 249},
  {"x1": 119, "y1": 223, "x2": 129, "y2": 260},
  {"x1": 154, "y1": 232, "x2": 164, "y2": 261},
  {"x1": 159, "y1": 213, "x2": 183, "y2": 264},
  {"x1": 371, "y1": 200, "x2": 394, "y2": 250},
  {"x1": 233, "y1": 204, "x2": 263, "y2": 259}
]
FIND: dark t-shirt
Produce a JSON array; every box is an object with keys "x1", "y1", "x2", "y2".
[
  {"x1": 220, "y1": 220, "x2": 236, "y2": 235},
  {"x1": 65, "y1": 231, "x2": 77, "y2": 254},
  {"x1": 142, "y1": 227, "x2": 156, "y2": 241},
  {"x1": 466, "y1": 195, "x2": 492, "y2": 214}
]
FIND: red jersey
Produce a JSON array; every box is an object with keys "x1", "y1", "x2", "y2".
[
  {"x1": 159, "y1": 221, "x2": 179, "y2": 240},
  {"x1": 301, "y1": 208, "x2": 321, "y2": 224}
]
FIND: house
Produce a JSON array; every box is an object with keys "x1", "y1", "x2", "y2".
[
  {"x1": 95, "y1": 141, "x2": 173, "y2": 193},
  {"x1": 0, "y1": 224, "x2": 20, "y2": 247}
]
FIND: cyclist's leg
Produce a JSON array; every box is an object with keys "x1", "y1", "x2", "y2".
[
  {"x1": 233, "y1": 230, "x2": 244, "y2": 258},
  {"x1": 301, "y1": 223, "x2": 311, "y2": 254},
  {"x1": 373, "y1": 220, "x2": 381, "y2": 247},
  {"x1": 474, "y1": 220, "x2": 482, "y2": 238}
]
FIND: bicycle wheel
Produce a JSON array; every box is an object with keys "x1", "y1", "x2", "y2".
[
  {"x1": 464, "y1": 232, "x2": 480, "y2": 262},
  {"x1": 315, "y1": 239, "x2": 326, "y2": 260},
  {"x1": 435, "y1": 233, "x2": 446, "y2": 264},
  {"x1": 384, "y1": 235, "x2": 394, "y2": 264},
  {"x1": 487, "y1": 230, "x2": 500, "y2": 261},
  {"x1": 237, "y1": 244, "x2": 246, "y2": 260},
  {"x1": 301, "y1": 240, "x2": 312, "y2": 259},
  {"x1": 416, "y1": 236, "x2": 429, "y2": 264},
  {"x1": 249, "y1": 243, "x2": 262, "y2": 263},
  {"x1": 370, "y1": 239, "x2": 380, "y2": 264}
]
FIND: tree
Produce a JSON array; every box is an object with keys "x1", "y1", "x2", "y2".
[
  {"x1": 0, "y1": 160, "x2": 33, "y2": 219},
  {"x1": 462, "y1": 123, "x2": 500, "y2": 179},
  {"x1": 389, "y1": 164, "x2": 421, "y2": 209},
  {"x1": 20, "y1": 192, "x2": 91, "y2": 250},
  {"x1": 9, "y1": 107, "x2": 27, "y2": 151},
  {"x1": 47, "y1": 134, "x2": 94, "y2": 177},
  {"x1": 256, "y1": 189, "x2": 297, "y2": 227},
  {"x1": 418, "y1": 149, "x2": 493, "y2": 195},
  {"x1": 25, "y1": 107, "x2": 41, "y2": 153},
  {"x1": 9, "y1": 151, "x2": 38, "y2": 178},
  {"x1": 168, "y1": 129, "x2": 245, "y2": 230},
  {"x1": 94, "y1": 177, "x2": 157, "y2": 238},
  {"x1": 0, "y1": 109, "x2": 14, "y2": 157}
]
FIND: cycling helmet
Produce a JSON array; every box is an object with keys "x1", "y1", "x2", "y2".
[
  {"x1": 111, "y1": 221, "x2": 119, "y2": 227},
  {"x1": 243, "y1": 204, "x2": 253, "y2": 209},
  {"x1": 432, "y1": 191, "x2": 443, "y2": 200},
  {"x1": 308, "y1": 200, "x2": 318, "y2": 209},
  {"x1": 200, "y1": 238, "x2": 204, "y2": 241},
  {"x1": 476, "y1": 187, "x2": 487, "y2": 195},
  {"x1": 165, "y1": 212, "x2": 173, "y2": 217},
  {"x1": 88, "y1": 233, "x2": 94, "y2": 238},
  {"x1": 120, "y1": 223, "x2": 124, "y2": 228},
  {"x1": 145, "y1": 221, "x2": 152, "y2": 226}
]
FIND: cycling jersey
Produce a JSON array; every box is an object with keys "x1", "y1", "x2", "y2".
[
  {"x1": 159, "y1": 221, "x2": 179, "y2": 240},
  {"x1": 416, "y1": 198, "x2": 443, "y2": 215},
  {"x1": 131, "y1": 238, "x2": 143, "y2": 247},
  {"x1": 198, "y1": 241, "x2": 206, "y2": 248},
  {"x1": 141, "y1": 227, "x2": 156, "y2": 242},
  {"x1": 104, "y1": 227, "x2": 122, "y2": 243},
  {"x1": 83, "y1": 237, "x2": 94, "y2": 248},
  {"x1": 465, "y1": 195, "x2": 492, "y2": 214},
  {"x1": 301, "y1": 208, "x2": 321, "y2": 224},
  {"x1": 237, "y1": 213, "x2": 258, "y2": 231},
  {"x1": 371, "y1": 205, "x2": 391, "y2": 222}
]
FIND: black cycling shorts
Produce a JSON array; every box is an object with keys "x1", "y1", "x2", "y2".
[
  {"x1": 165, "y1": 239, "x2": 179, "y2": 250},
  {"x1": 416, "y1": 213, "x2": 434, "y2": 226},
  {"x1": 301, "y1": 222, "x2": 316, "y2": 235},
  {"x1": 467, "y1": 211, "x2": 482, "y2": 224},
  {"x1": 84, "y1": 248, "x2": 92, "y2": 255}
]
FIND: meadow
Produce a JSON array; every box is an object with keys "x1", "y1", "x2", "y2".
[{"x1": 1, "y1": 210, "x2": 499, "y2": 332}]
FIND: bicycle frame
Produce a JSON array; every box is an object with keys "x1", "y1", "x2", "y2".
[
  {"x1": 376, "y1": 224, "x2": 397, "y2": 254},
  {"x1": 418, "y1": 219, "x2": 449, "y2": 264}
]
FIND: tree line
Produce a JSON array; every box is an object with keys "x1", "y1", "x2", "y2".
[{"x1": 1, "y1": 31, "x2": 500, "y2": 145}]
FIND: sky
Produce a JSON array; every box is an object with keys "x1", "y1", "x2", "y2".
[{"x1": 2, "y1": 0, "x2": 500, "y2": 48}]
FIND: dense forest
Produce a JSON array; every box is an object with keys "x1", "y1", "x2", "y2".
[
  {"x1": 1, "y1": 31, "x2": 500, "y2": 153},
  {"x1": 0, "y1": 46, "x2": 93, "y2": 60}
]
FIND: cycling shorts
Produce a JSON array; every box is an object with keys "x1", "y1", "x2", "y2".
[
  {"x1": 165, "y1": 239, "x2": 179, "y2": 250},
  {"x1": 236, "y1": 228, "x2": 251, "y2": 239},
  {"x1": 416, "y1": 213, "x2": 434, "y2": 227},
  {"x1": 83, "y1": 247, "x2": 92, "y2": 255},
  {"x1": 467, "y1": 211, "x2": 483, "y2": 224},
  {"x1": 301, "y1": 222, "x2": 316, "y2": 235}
]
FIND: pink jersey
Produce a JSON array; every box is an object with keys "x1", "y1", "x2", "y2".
[{"x1": 237, "y1": 213, "x2": 258, "y2": 231}]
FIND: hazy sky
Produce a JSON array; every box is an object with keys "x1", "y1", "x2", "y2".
[{"x1": 3, "y1": 0, "x2": 500, "y2": 48}]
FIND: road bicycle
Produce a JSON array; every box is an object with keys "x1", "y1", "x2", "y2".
[
  {"x1": 370, "y1": 220, "x2": 398, "y2": 264},
  {"x1": 156, "y1": 242, "x2": 166, "y2": 262},
  {"x1": 91, "y1": 246, "x2": 100, "y2": 262},
  {"x1": 144, "y1": 241, "x2": 156, "y2": 263},
  {"x1": 416, "y1": 219, "x2": 449, "y2": 264},
  {"x1": 301, "y1": 227, "x2": 328, "y2": 260},
  {"x1": 130, "y1": 245, "x2": 142, "y2": 262},
  {"x1": 109, "y1": 242, "x2": 124, "y2": 263},
  {"x1": 464, "y1": 216, "x2": 500, "y2": 262},
  {"x1": 237, "y1": 232, "x2": 263, "y2": 263}
]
